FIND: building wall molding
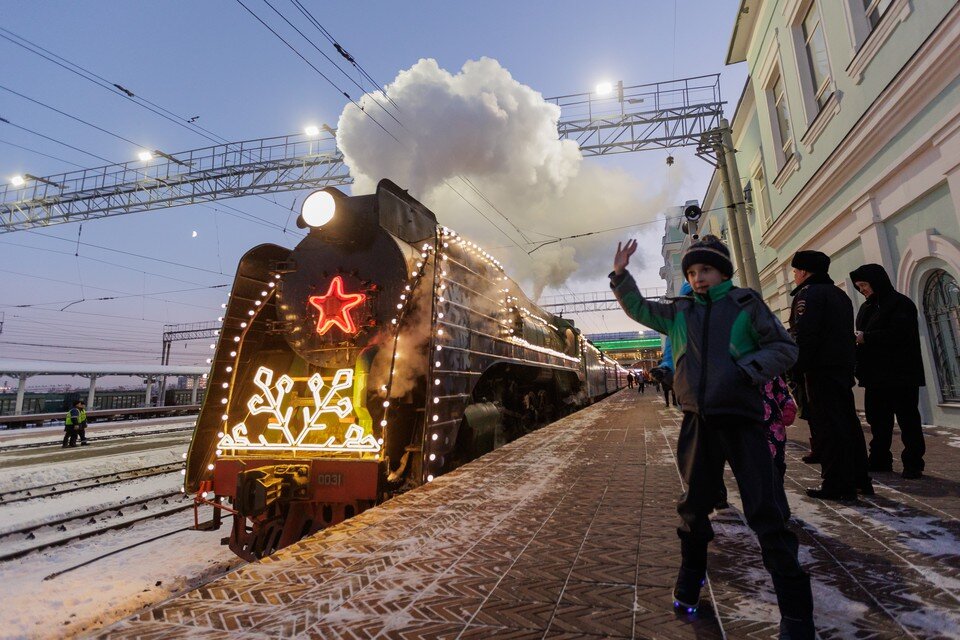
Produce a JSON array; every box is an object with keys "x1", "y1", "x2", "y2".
[
  {"x1": 764, "y1": 3, "x2": 960, "y2": 249},
  {"x1": 846, "y1": 0, "x2": 913, "y2": 85},
  {"x1": 799, "y1": 90, "x2": 842, "y2": 154},
  {"x1": 897, "y1": 230, "x2": 960, "y2": 295}
]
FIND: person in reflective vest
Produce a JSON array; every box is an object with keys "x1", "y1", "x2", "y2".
[{"x1": 63, "y1": 400, "x2": 89, "y2": 447}]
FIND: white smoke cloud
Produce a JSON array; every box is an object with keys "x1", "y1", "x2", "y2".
[{"x1": 337, "y1": 57, "x2": 681, "y2": 298}]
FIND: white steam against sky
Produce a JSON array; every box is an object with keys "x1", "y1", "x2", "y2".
[{"x1": 337, "y1": 57, "x2": 682, "y2": 298}]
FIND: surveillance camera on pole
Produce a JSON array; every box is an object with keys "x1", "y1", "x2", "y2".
[{"x1": 681, "y1": 203, "x2": 702, "y2": 240}]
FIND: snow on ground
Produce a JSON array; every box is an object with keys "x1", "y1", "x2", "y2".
[
  {"x1": 0, "y1": 510, "x2": 242, "y2": 640},
  {"x1": 0, "y1": 471, "x2": 182, "y2": 533},
  {"x1": 0, "y1": 426, "x2": 241, "y2": 640},
  {"x1": 0, "y1": 434, "x2": 191, "y2": 493}
]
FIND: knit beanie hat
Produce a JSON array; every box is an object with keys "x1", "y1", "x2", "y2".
[
  {"x1": 681, "y1": 234, "x2": 733, "y2": 279},
  {"x1": 791, "y1": 250, "x2": 830, "y2": 273}
]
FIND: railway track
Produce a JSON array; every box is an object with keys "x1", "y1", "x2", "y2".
[
  {"x1": 0, "y1": 491, "x2": 193, "y2": 562},
  {"x1": 0, "y1": 462, "x2": 183, "y2": 504},
  {"x1": 0, "y1": 425, "x2": 193, "y2": 452}
]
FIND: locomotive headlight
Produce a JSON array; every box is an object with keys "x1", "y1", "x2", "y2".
[{"x1": 300, "y1": 190, "x2": 336, "y2": 227}]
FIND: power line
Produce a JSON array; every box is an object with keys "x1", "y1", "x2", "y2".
[
  {"x1": 289, "y1": 0, "x2": 401, "y2": 112},
  {"x1": 0, "y1": 341, "x2": 163, "y2": 356},
  {"x1": 0, "y1": 137, "x2": 86, "y2": 168},
  {"x1": 0, "y1": 267, "x2": 226, "y2": 310},
  {"x1": 0, "y1": 117, "x2": 114, "y2": 164},
  {"x1": 0, "y1": 83, "x2": 145, "y2": 149},
  {"x1": 0, "y1": 25, "x2": 304, "y2": 224},
  {"x1": 22, "y1": 230, "x2": 228, "y2": 277},
  {"x1": 0, "y1": 278, "x2": 227, "y2": 310},
  {"x1": 246, "y1": 3, "x2": 533, "y2": 258},
  {"x1": 0, "y1": 27, "x2": 224, "y2": 145},
  {"x1": 0, "y1": 239, "x2": 228, "y2": 287},
  {"x1": 235, "y1": 0, "x2": 400, "y2": 143},
  {"x1": 263, "y1": 0, "x2": 406, "y2": 128}
]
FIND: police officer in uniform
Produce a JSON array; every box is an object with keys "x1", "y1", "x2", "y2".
[
  {"x1": 63, "y1": 400, "x2": 89, "y2": 447},
  {"x1": 789, "y1": 251, "x2": 871, "y2": 500}
]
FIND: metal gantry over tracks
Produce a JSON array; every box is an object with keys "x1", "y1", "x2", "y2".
[
  {"x1": 0, "y1": 73, "x2": 726, "y2": 234},
  {"x1": 0, "y1": 133, "x2": 350, "y2": 233},
  {"x1": 549, "y1": 74, "x2": 724, "y2": 156}
]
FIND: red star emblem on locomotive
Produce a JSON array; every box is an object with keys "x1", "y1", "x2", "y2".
[{"x1": 308, "y1": 276, "x2": 366, "y2": 336}]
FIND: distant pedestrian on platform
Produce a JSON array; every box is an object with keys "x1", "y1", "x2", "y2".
[
  {"x1": 637, "y1": 371, "x2": 646, "y2": 394},
  {"x1": 627, "y1": 372, "x2": 635, "y2": 389},
  {"x1": 850, "y1": 263, "x2": 926, "y2": 479},
  {"x1": 63, "y1": 399, "x2": 88, "y2": 447},
  {"x1": 611, "y1": 235, "x2": 814, "y2": 639},
  {"x1": 789, "y1": 250, "x2": 871, "y2": 501}
]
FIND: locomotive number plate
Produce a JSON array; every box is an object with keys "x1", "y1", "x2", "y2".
[{"x1": 317, "y1": 473, "x2": 343, "y2": 486}]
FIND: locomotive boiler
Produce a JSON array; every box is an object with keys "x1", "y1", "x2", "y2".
[{"x1": 186, "y1": 179, "x2": 624, "y2": 559}]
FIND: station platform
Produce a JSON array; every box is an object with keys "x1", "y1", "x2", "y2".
[{"x1": 100, "y1": 390, "x2": 960, "y2": 639}]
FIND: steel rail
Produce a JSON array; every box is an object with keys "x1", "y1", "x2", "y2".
[
  {"x1": 0, "y1": 462, "x2": 182, "y2": 503},
  {"x1": 0, "y1": 498, "x2": 193, "y2": 563}
]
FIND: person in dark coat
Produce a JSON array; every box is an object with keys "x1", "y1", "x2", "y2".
[
  {"x1": 627, "y1": 372, "x2": 635, "y2": 389},
  {"x1": 789, "y1": 250, "x2": 872, "y2": 500},
  {"x1": 850, "y1": 264, "x2": 926, "y2": 479}
]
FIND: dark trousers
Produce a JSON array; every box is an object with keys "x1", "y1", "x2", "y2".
[
  {"x1": 63, "y1": 427, "x2": 77, "y2": 447},
  {"x1": 804, "y1": 374, "x2": 869, "y2": 493},
  {"x1": 676, "y1": 413, "x2": 804, "y2": 578},
  {"x1": 865, "y1": 385, "x2": 925, "y2": 472},
  {"x1": 638, "y1": 381, "x2": 645, "y2": 394}
]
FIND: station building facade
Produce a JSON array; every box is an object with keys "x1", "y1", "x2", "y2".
[{"x1": 666, "y1": 1, "x2": 960, "y2": 426}]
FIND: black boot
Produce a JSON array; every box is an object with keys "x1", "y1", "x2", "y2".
[
  {"x1": 673, "y1": 566, "x2": 706, "y2": 613},
  {"x1": 772, "y1": 573, "x2": 815, "y2": 640}
]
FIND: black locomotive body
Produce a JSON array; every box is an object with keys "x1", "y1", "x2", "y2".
[{"x1": 187, "y1": 180, "x2": 624, "y2": 559}]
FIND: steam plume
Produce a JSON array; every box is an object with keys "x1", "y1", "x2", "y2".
[{"x1": 337, "y1": 57, "x2": 679, "y2": 297}]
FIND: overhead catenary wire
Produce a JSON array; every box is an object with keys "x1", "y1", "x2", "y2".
[
  {"x1": 0, "y1": 137, "x2": 86, "y2": 168},
  {"x1": 0, "y1": 117, "x2": 114, "y2": 165},
  {"x1": 0, "y1": 239, "x2": 229, "y2": 288},
  {"x1": 0, "y1": 278, "x2": 228, "y2": 310},
  {"x1": 0, "y1": 84, "x2": 146, "y2": 149},
  {"x1": 240, "y1": 0, "x2": 536, "y2": 259},
  {"x1": 0, "y1": 25, "x2": 308, "y2": 223},
  {"x1": 258, "y1": 0, "x2": 404, "y2": 130},
  {"x1": 288, "y1": 0, "x2": 402, "y2": 113},
  {"x1": 0, "y1": 27, "x2": 224, "y2": 146},
  {"x1": 234, "y1": 0, "x2": 400, "y2": 144}
]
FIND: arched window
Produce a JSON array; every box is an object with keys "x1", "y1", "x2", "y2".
[{"x1": 923, "y1": 270, "x2": 960, "y2": 402}]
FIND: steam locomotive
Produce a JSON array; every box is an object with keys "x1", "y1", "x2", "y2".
[{"x1": 186, "y1": 180, "x2": 625, "y2": 560}]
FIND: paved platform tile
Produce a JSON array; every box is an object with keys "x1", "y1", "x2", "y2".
[{"x1": 100, "y1": 391, "x2": 960, "y2": 639}]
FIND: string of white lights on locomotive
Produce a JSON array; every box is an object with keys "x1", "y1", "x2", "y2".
[
  {"x1": 423, "y1": 226, "x2": 507, "y2": 482},
  {"x1": 378, "y1": 238, "x2": 435, "y2": 471},
  {"x1": 176, "y1": 276, "x2": 281, "y2": 495},
  {"x1": 423, "y1": 227, "x2": 585, "y2": 482}
]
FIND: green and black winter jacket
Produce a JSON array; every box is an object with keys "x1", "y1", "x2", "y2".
[{"x1": 610, "y1": 270, "x2": 798, "y2": 421}]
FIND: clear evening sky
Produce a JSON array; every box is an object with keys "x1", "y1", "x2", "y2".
[{"x1": 0, "y1": 0, "x2": 745, "y2": 388}]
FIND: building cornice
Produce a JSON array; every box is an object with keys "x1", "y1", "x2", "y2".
[
  {"x1": 764, "y1": 4, "x2": 960, "y2": 250},
  {"x1": 727, "y1": 0, "x2": 763, "y2": 65}
]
